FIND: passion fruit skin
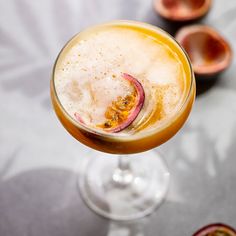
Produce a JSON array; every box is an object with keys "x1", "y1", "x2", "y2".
[{"x1": 193, "y1": 223, "x2": 236, "y2": 236}]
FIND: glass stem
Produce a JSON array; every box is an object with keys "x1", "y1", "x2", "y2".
[
  {"x1": 118, "y1": 155, "x2": 131, "y2": 171},
  {"x1": 112, "y1": 156, "x2": 133, "y2": 188}
]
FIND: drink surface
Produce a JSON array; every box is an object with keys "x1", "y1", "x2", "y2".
[{"x1": 54, "y1": 23, "x2": 188, "y2": 136}]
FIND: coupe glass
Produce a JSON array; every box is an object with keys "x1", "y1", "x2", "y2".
[{"x1": 51, "y1": 21, "x2": 195, "y2": 221}]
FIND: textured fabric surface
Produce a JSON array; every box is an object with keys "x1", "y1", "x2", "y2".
[{"x1": 0, "y1": 0, "x2": 236, "y2": 235}]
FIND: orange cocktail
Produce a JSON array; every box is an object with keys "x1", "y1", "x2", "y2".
[
  {"x1": 51, "y1": 21, "x2": 195, "y2": 221},
  {"x1": 51, "y1": 21, "x2": 195, "y2": 154}
]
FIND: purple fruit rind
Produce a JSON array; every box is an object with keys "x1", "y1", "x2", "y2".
[{"x1": 193, "y1": 223, "x2": 236, "y2": 236}]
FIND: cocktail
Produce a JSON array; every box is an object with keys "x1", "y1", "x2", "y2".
[{"x1": 51, "y1": 20, "x2": 195, "y2": 220}]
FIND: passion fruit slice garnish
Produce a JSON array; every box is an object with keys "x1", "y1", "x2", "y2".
[
  {"x1": 74, "y1": 73, "x2": 145, "y2": 133},
  {"x1": 193, "y1": 223, "x2": 236, "y2": 236}
]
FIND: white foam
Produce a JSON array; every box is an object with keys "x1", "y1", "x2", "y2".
[{"x1": 55, "y1": 27, "x2": 185, "y2": 132}]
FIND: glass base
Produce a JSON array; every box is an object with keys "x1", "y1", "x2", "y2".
[{"x1": 78, "y1": 151, "x2": 170, "y2": 221}]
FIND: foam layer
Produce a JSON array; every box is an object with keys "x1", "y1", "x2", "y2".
[{"x1": 55, "y1": 25, "x2": 185, "y2": 134}]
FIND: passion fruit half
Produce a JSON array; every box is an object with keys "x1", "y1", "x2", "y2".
[
  {"x1": 175, "y1": 25, "x2": 233, "y2": 77},
  {"x1": 154, "y1": 0, "x2": 212, "y2": 22},
  {"x1": 74, "y1": 73, "x2": 145, "y2": 133},
  {"x1": 193, "y1": 223, "x2": 236, "y2": 236}
]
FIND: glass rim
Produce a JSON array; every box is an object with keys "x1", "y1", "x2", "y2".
[{"x1": 51, "y1": 20, "x2": 195, "y2": 142}]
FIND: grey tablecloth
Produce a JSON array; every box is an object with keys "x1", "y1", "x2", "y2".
[{"x1": 0, "y1": 0, "x2": 236, "y2": 235}]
